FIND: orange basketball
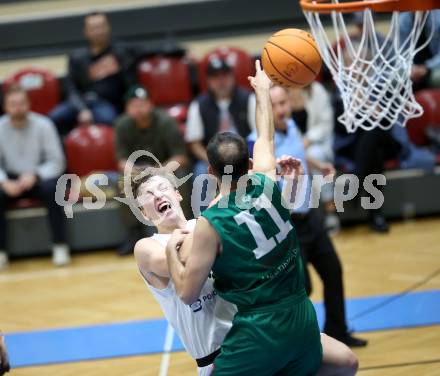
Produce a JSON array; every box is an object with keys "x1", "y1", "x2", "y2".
[{"x1": 262, "y1": 28, "x2": 322, "y2": 88}]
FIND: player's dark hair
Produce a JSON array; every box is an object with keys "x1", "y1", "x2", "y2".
[{"x1": 206, "y1": 132, "x2": 249, "y2": 181}]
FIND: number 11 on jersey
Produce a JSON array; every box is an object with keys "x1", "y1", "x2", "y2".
[{"x1": 234, "y1": 194, "x2": 293, "y2": 259}]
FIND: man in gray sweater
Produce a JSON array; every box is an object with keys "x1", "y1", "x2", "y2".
[{"x1": 0, "y1": 85, "x2": 70, "y2": 269}]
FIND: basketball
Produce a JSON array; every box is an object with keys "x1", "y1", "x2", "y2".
[{"x1": 262, "y1": 28, "x2": 322, "y2": 88}]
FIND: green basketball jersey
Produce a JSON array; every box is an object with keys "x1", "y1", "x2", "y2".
[{"x1": 201, "y1": 173, "x2": 305, "y2": 308}]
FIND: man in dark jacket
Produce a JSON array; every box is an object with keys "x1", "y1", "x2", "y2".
[
  {"x1": 185, "y1": 58, "x2": 256, "y2": 213},
  {"x1": 50, "y1": 12, "x2": 137, "y2": 136}
]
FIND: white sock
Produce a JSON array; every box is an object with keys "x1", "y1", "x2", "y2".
[
  {"x1": 52, "y1": 244, "x2": 71, "y2": 266},
  {"x1": 0, "y1": 251, "x2": 9, "y2": 270}
]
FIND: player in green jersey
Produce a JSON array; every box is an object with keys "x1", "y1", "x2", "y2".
[{"x1": 166, "y1": 60, "x2": 322, "y2": 375}]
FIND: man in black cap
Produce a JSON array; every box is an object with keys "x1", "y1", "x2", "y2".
[
  {"x1": 114, "y1": 85, "x2": 188, "y2": 254},
  {"x1": 185, "y1": 57, "x2": 256, "y2": 213}
]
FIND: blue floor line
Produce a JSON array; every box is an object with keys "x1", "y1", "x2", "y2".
[
  {"x1": 6, "y1": 319, "x2": 168, "y2": 367},
  {"x1": 5, "y1": 289, "x2": 440, "y2": 368}
]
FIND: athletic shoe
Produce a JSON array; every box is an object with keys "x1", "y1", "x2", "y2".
[
  {"x1": 0, "y1": 251, "x2": 9, "y2": 271},
  {"x1": 338, "y1": 333, "x2": 368, "y2": 348},
  {"x1": 52, "y1": 244, "x2": 71, "y2": 266},
  {"x1": 325, "y1": 213, "x2": 341, "y2": 235},
  {"x1": 369, "y1": 214, "x2": 390, "y2": 233}
]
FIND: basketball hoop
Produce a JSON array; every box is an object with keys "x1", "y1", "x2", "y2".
[{"x1": 299, "y1": 0, "x2": 440, "y2": 133}]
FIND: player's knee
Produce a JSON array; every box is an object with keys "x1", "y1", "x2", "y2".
[{"x1": 344, "y1": 349, "x2": 359, "y2": 374}]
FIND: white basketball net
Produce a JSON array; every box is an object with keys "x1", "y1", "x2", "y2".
[{"x1": 303, "y1": 7, "x2": 433, "y2": 133}]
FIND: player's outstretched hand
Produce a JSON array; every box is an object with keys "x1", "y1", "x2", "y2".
[
  {"x1": 248, "y1": 60, "x2": 272, "y2": 92},
  {"x1": 276, "y1": 155, "x2": 303, "y2": 179},
  {"x1": 0, "y1": 331, "x2": 10, "y2": 375}
]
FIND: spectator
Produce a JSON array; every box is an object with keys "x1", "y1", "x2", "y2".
[
  {"x1": 288, "y1": 82, "x2": 340, "y2": 233},
  {"x1": 185, "y1": 57, "x2": 255, "y2": 211},
  {"x1": 114, "y1": 85, "x2": 188, "y2": 255},
  {"x1": 0, "y1": 85, "x2": 70, "y2": 270},
  {"x1": 400, "y1": 10, "x2": 440, "y2": 90},
  {"x1": 333, "y1": 91, "x2": 436, "y2": 233},
  {"x1": 248, "y1": 85, "x2": 367, "y2": 348},
  {"x1": 319, "y1": 12, "x2": 390, "y2": 90},
  {"x1": 185, "y1": 57, "x2": 256, "y2": 175},
  {"x1": 331, "y1": 18, "x2": 437, "y2": 232},
  {"x1": 0, "y1": 330, "x2": 9, "y2": 375},
  {"x1": 50, "y1": 11, "x2": 137, "y2": 136}
]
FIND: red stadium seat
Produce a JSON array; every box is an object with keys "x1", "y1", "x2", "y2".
[
  {"x1": 138, "y1": 56, "x2": 193, "y2": 106},
  {"x1": 407, "y1": 89, "x2": 440, "y2": 146},
  {"x1": 6, "y1": 198, "x2": 43, "y2": 210},
  {"x1": 384, "y1": 159, "x2": 400, "y2": 170},
  {"x1": 64, "y1": 125, "x2": 118, "y2": 177},
  {"x1": 199, "y1": 46, "x2": 255, "y2": 92},
  {"x1": 3, "y1": 67, "x2": 60, "y2": 115}
]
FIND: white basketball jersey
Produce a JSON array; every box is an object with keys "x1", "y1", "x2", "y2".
[{"x1": 143, "y1": 219, "x2": 236, "y2": 363}]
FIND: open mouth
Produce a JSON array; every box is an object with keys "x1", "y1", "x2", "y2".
[{"x1": 157, "y1": 201, "x2": 172, "y2": 215}]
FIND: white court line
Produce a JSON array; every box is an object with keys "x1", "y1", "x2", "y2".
[
  {"x1": 0, "y1": 261, "x2": 135, "y2": 283},
  {"x1": 159, "y1": 323, "x2": 175, "y2": 376}
]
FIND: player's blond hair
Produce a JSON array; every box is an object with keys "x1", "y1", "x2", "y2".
[{"x1": 119, "y1": 165, "x2": 178, "y2": 203}]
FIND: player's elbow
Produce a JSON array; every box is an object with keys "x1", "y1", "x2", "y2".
[
  {"x1": 178, "y1": 282, "x2": 198, "y2": 305},
  {"x1": 180, "y1": 295, "x2": 193, "y2": 305},
  {"x1": 179, "y1": 291, "x2": 196, "y2": 305}
]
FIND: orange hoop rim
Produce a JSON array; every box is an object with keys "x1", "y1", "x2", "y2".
[{"x1": 299, "y1": 0, "x2": 440, "y2": 14}]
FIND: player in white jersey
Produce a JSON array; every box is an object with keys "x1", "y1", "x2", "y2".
[
  {"x1": 142, "y1": 220, "x2": 235, "y2": 375},
  {"x1": 130, "y1": 166, "x2": 358, "y2": 376},
  {"x1": 132, "y1": 169, "x2": 234, "y2": 375}
]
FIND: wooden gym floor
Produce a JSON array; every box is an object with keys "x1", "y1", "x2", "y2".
[{"x1": 0, "y1": 217, "x2": 439, "y2": 375}]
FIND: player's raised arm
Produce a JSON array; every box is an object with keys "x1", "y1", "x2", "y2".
[{"x1": 248, "y1": 59, "x2": 277, "y2": 180}]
